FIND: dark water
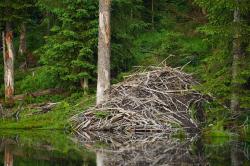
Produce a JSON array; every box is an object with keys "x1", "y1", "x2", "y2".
[{"x1": 0, "y1": 130, "x2": 249, "y2": 166}]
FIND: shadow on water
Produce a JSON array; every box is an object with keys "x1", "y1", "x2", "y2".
[{"x1": 0, "y1": 130, "x2": 250, "y2": 166}]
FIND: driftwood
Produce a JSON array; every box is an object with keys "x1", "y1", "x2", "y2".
[
  {"x1": 71, "y1": 66, "x2": 207, "y2": 133},
  {"x1": 14, "y1": 88, "x2": 64, "y2": 101},
  {"x1": 31, "y1": 102, "x2": 58, "y2": 114}
]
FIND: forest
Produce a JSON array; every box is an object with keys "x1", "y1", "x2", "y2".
[{"x1": 0, "y1": 0, "x2": 250, "y2": 139}]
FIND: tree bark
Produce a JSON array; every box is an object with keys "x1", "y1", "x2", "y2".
[
  {"x1": 18, "y1": 23, "x2": 27, "y2": 56},
  {"x1": 3, "y1": 22, "x2": 15, "y2": 106},
  {"x1": 96, "y1": 0, "x2": 111, "y2": 105},
  {"x1": 230, "y1": 3, "x2": 241, "y2": 112}
]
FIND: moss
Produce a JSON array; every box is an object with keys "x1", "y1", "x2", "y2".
[
  {"x1": 172, "y1": 129, "x2": 187, "y2": 140},
  {"x1": 94, "y1": 111, "x2": 110, "y2": 119},
  {"x1": 0, "y1": 94, "x2": 95, "y2": 130}
]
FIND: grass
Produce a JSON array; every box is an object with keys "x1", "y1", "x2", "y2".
[{"x1": 0, "y1": 93, "x2": 95, "y2": 130}]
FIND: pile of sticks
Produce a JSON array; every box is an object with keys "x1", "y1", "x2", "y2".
[{"x1": 71, "y1": 66, "x2": 206, "y2": 132}]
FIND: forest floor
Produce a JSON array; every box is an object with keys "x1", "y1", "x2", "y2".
[{"x1": 0, "y1": 94, "x2": 95, "y2": 129}]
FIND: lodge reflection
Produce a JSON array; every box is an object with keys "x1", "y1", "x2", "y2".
[
  {"x1": 84, "y1": 134, "x2": 209, "y2": 166},
  {"x1": 77, "y1": 132, "x2": 250, "y2": 166}
]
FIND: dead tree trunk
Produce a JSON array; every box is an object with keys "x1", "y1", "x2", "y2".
[
  {"x1": 96, "y1": 0, "x2": 111, "y2": 105},
  {"x1": 230, "y1": 3, "x2": 241, "y2": 112},
  {"x1": 151, "y1": 0, "x2": 154, "y2": 29},
  {"x1": 3, "y1": 22, "x2": 15, "y2": 106},
  {"x1": 80, "y1": 78, "x2": 89, "y2": 95},
  {"x1": 18, "y1": 23, "x2": 27, "y2": 56},
  {"x1": 46, "y1": 11, "x2": 51, "y2": 35}
]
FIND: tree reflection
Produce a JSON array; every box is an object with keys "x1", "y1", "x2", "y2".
[
  {"x1": 96, "y1": 151, "x2": 104, "y2": 166},
  {"x1": 4, "y1": 146, "x2": 13, "y2": 166}
]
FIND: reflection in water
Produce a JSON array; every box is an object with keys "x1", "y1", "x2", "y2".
[
  {"x1": 0, "y1": 131, "x2": 249, "y2": 166},
  {"x1": 0, "y1": 131, "x2": 96, "y2": 166},
  {"x1": 4, "y1": 147, "x2": 13, "y2": 166},
  {"x1": 77, "y1": 132, "x2": 206, "y2": 165},
  {"x1": 76, "y1": 132, "x2": 250, "y2": 166},
  {"x1": 96, "y1": 151, "x2": 104, "y2": 166}
]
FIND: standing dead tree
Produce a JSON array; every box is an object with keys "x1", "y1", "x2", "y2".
[
  {"x1": 96, "y1": 0, "x2": 111, "y2": 105},
  {"x1": 3, "y1": 22, "x2": 15, "y2": 106}
]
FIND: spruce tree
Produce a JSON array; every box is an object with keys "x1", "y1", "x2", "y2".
[
  {"x1": 194, "y1": 0, "x2": 250, "y2": 111},
  {"x1": 38, "y1": 0, "x2": 98, "y2": 93}
]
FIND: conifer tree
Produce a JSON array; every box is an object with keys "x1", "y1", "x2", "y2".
[
  {"x1": 38, "y1": 0, "x2": 98, "y2": 93},
  {"x1": 194, "y1": 0, "x2": 250, "y2": 112}
]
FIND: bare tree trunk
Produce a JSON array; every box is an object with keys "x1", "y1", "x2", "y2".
[
  {"x1": 46, "y1": 11, "x2": 51, "y2": 35},
  {"x1": 151, "y1": 0, "x2": 154, "y2": 29},
  {"x1": 230, "y1": 3, "x2": 241, "y2": 112},
  {"x1": 3, "y1": 22, "x2": 15, "y2": 106},
  {"x1": 96, "y1": 0, "x2": 111, "y2": 105},
  {"x1": 2, "y1": 31, "x2": 6, "y2": 67},
  {"x1": 80, "y1": 78, "x2": 89, "y2": 95},
  {"x1": 4, "y1": 146, "x2": 13, "y2": 166},
  {"x1": 18, "y1": 23, "x2": 27, "y2": 56}
]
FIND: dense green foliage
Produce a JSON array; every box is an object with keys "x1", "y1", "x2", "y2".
[
  {"x1": 193, "y1": 0, "x2": 250, "y2": 130},
  {"x1": 37, "y1": 0, "x2": 98, "y2": 89},
  {"x1": 0, "y1": 0, "x2": 249, "y2": 136}
]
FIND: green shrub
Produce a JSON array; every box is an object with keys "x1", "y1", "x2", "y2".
[{"x1": 18, "y1": 67, "x2": 58, "y2": 93}]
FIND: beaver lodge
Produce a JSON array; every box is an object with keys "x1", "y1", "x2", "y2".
[{"x1": 71, "y1": 66, "x2": 207, "y2": 133}]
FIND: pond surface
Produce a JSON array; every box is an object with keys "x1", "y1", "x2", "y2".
[{"x1": 0, "y1": 130, "x2": 249, "y2": 166}]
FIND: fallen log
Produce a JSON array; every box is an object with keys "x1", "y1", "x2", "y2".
[
  {"x1": 31, "y1": 102, "x2": 58, "y2": 114},
  {"x1": 14, "y1": 88, "x2": 64, "y2": 101}
]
